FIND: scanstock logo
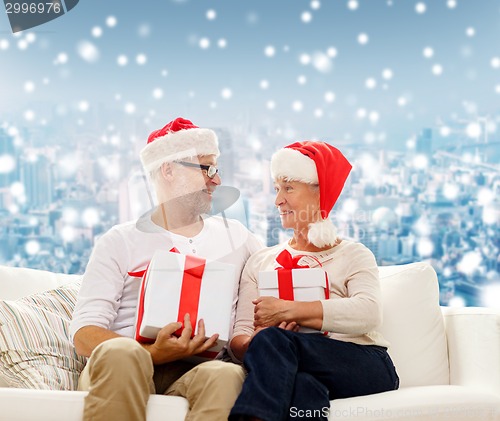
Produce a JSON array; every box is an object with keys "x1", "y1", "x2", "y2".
[{"x1": 4, "y1": 0, "x2": 79, "y2": 33}]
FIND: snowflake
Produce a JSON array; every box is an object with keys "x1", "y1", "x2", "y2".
[
  {"x1": 153, "y1": 88, "x2": 164, "y2": 99},
  {"x1": 311, "y1": 1, "x2": 321, "y2": 10},
  {"x1": 326, "y1": 47, "x2": 337, "y2": 58},
  {"x1": 117, "y1": 55, "x2": 128, "y2": 66},
  {"x1": 106, "y1": 16, "x2": 117, "y2": 28},
  {"x1": 221, "y1": 88, "x2": 232, "y2": 99},
  {"x1": 447, "y1": 0, "x2": 457, "y2": 9},
  {"x1": 92, "y1": 27, "x2": 102, "y2": 38},
  {"x1": 324, "y1": 91, "x2": 335, "y2": 102},
  {"x1": 465, "y1": 122, "x2": 481, "y2": 138},
  {"x1": 199, "y1": 38, "x2": 210, "y2": 49},
  {"x1": 124, "y1": 103, "x2": 136, "y2": 114},
  {"x1": 77, "y1": 41, "x2": 99, "y2": 63},
  {"x1": 415, "y1": 3, "x2": 426, "y2": 14},
  {"x1": 78, "y1": 101, "x2": 89, "y2": 112},
  {"x1": 365, "y1": 78, "x2": 377, "y2": 89},
  {"x1": 206, "y1": 9, "x2": 217, "y2": 20},
  {"x1": 347, "y1": 1, "x2": 359, "y2": 11},
  {"x1": 24, "y1": 81, "x2": 35, "y2": 93},
  {"x1": 358, "y1": 33, "x2": 369, "y2": 45},
  {"x1": 292, "y1": 101, "x2": 303, "y2": 112},
  {"x1": 432, "y1": 64, "x2": 443, "y2": 75},
  {"x1": 423, "y1": 47, "x2": 434, "y2": 58},
  {"x1": 382, "y1": 68, "x2": 393, "y2": 80},
  {"x1": 301, "y1": 11, "x2": 313, "y2": 23},
  {"x1": 0, "y1": 155, "x2": 16, "y2": 174},
  {"x1": 136, "y1": 54, "x2": 147, "y2": 65},
  {"x1": 264, "y1": 46, "x2": 276, "y2": 57}
]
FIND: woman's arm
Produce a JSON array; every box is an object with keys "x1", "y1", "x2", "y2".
[
  {"x1": 320, "y1": 244, "x2": 382, "y2": 334},
  {"x1": 253, "y1": 297, "x2": 323, "y2": 330}
]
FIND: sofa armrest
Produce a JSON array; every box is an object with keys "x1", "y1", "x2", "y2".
[{"x1": 442, "y1": 306, "x2": 500, "y2": 395}]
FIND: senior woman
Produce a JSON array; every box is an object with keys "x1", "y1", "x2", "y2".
[{"x1": 228, "y1": 141, "x2": 399, "y2": 421}]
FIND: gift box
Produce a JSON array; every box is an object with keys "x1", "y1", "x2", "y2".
[
  {"x1": 258, "y1": 249, "x2": 329, "y2": 333},
  {"x1": 134, "y1": 249, "x2": 236, "y2": 359}
]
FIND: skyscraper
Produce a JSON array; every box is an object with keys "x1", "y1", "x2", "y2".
[
  {"x1": 0, "y1": 130, "x2": 18, "y2": 190},
  {"x1": 21, "y1": 154, "x2": 53, "y2": 209},
  {"x1": 416, "y1": 128, "x2": 433, "y2": 158}
]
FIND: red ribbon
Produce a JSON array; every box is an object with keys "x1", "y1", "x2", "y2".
[
  {"x1": 275, "y1": 250, "x2": 308, "y2": 301},
  {"x1": 132, "y1": 262, "x2": 151, "y2": 343},
  {"x1": 274, "y1": 249, "x2": 330, "y2": 301},
  {"x1": 130, "y1": 247, "x2": 207, "y2": 342},
  {"x1": 174, "y1": 254, "x2": 206, "y2": 337}
]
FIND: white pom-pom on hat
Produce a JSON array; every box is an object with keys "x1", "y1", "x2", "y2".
[{"x1": 308, "y1": 218, "x2": 338, "y2": 248}]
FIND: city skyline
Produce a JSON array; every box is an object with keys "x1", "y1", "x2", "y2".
[{"x1": 0, "y1": 113, "x2": 498, "y2": 308}]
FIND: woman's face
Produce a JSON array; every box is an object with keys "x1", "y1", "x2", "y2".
[{"x1": 274, "y1": 178, "x2": 321, "y2": 231}]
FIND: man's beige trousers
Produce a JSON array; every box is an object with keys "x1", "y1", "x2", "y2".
[{"x1": 78, "y1": 337, "x2": 245, "y2": 421}]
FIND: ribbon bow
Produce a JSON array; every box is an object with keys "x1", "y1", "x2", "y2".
[
  {"x1": 274, "y1": 249, "x2": 330, "y2": 302},
  {"x1": 275, "y1": 249, "x2": 309, "y2": 270},
  {"x1": 274, "y1": 250, "x2": 310, "y2": 301}
]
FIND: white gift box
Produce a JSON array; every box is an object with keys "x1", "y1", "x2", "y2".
[
  {"x1": 135, "y1": 250, "x2": 236, "y2": 357},
  {"x1": 258, "y1": 267, "x2": 328, "y2": 333}
]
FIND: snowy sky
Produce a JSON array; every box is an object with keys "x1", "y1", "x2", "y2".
[{"x1": 1, "y1": 0, "x2": 500, "y2": 149}]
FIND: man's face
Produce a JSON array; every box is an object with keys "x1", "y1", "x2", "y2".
[{"x1": 169, "y1": 154, "x2": 221, "y2": 215}]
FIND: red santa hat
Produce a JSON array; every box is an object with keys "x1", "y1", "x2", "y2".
[
  {"x1": 140, "y1": 117, "x2": 219, "y2": 173},
  {"x1": 271, "y1": 141, "x2": 352, "y2": 247}
]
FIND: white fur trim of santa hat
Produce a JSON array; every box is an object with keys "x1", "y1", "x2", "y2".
[
  {"x1": 270, "y1": 148, "x2": 318, "y2": 184},
  {"x1": 140, "y1": 128, "x2": 219, "y2": 174}
]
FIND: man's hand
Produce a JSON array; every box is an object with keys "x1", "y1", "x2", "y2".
[{"x1": 146, "y1": 313, "x2": 218, "y2": 365}]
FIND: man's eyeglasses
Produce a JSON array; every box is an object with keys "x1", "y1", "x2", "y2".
[{"x1": 175, "y1": 161, "x2": 219, "y2": 179}]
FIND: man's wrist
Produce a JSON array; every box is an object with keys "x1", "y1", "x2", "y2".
[{"x1": 141, "y1": 343, "x2": 158, "y2": 364}]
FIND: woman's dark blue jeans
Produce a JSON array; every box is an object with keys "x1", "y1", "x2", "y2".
[{"x1": 229, "y1": 327, "x2": 399, "y2": 421}]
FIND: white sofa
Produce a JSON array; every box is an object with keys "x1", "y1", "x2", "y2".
[{"x1": 0, "y1": 263, "x2": 499, "y2": 421}]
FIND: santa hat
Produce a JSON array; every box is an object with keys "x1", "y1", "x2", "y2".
[
  {"x1": 140, "y1": 117, "x2": 219, "y2": 173},
  {"x1": 271, "y1": 141, "x2": 352, "y2": 247}
]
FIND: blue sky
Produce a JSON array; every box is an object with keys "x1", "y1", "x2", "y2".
[{"x1": 1, "y1": 0, "x2": 500, "y2": 149}]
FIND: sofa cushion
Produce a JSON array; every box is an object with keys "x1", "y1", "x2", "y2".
[
  {"x1": 0, "y1": 281, "x2": 87, "y2": 390},
  {"x1": 0, "y1": 265, "x2": 79, "y2": 300},
  {"x1": 331, "y1": 385, "x2": 500, "y2": 421},
  {"x1": 378, "y1": 263, "x2": 449, "y2": 388}
]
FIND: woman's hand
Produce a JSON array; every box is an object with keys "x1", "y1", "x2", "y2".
[
  {"x1": 278, "y1": 321, "x2": 300, "y2": 332},
  {"x1": 253, "y1": 297, "x2": 325, "y2": 331},
  {"x1": 253, "y1": 296, "x2": 294, "y2": 328}
]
